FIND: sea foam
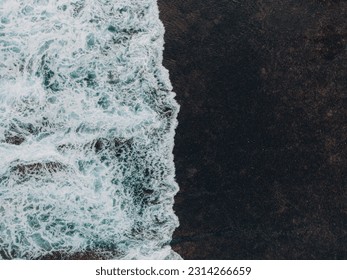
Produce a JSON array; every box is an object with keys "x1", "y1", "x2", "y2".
[{"x1": 0, "y1": 0, "x2": 180, "y2": 259}]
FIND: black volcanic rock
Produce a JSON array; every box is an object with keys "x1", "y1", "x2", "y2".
[{"x1": 158, "y1": 0, "x2": 347, "y2": 259}]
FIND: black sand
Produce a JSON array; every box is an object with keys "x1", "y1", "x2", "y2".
[{"x1": 158, "y1": 0, "x2": 347, "y2": 259}]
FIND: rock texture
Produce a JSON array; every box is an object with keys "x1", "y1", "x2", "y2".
[{"x1": 158, "y1": 0, "x2": 347, "y2": 259}]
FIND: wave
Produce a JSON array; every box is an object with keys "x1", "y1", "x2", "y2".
[{"x1": 0, "y1": 0, "x2": 180, "y2": 259}]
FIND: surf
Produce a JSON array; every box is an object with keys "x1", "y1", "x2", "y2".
[{"x1": 0, "y1": 0, "x2": 180, "y2": 259}]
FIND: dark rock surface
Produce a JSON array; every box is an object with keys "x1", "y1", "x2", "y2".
[{"x1": 158, "y1": 0, "x2": 347, "y2": 259}]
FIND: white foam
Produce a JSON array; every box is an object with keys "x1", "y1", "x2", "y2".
[{"x1": 0, "y1": 0, "x2": 180, "y2": 259}]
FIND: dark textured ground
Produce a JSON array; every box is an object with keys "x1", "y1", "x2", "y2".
[{"x1": 158, "y1": 0, "x2": 347, "y2": 259}]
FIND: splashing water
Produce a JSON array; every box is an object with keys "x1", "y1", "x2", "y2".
[{"x1": 0, "y1": 0, "x2": 180, "y2": 259}]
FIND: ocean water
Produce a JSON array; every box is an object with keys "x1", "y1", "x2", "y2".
[{"x1": 0, "y1": 0, "x2": 180, "y2": 259}]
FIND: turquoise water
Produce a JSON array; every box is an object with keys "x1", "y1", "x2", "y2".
[{"x1": 0, "y1": 0, "x2": 180, "y2": 259}]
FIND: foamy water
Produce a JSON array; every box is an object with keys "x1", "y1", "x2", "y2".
[{"x1": 0, "y1": 0, "x2": 180, "y2": 259}]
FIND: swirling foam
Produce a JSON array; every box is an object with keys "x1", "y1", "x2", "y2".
[{"x1": 0, "y1": 0, "x2": 180, "y2": 259}]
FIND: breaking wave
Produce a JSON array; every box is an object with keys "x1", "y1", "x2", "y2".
[{"x1": 0, "y1": 0, "x2": 180, "y2": 259}]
